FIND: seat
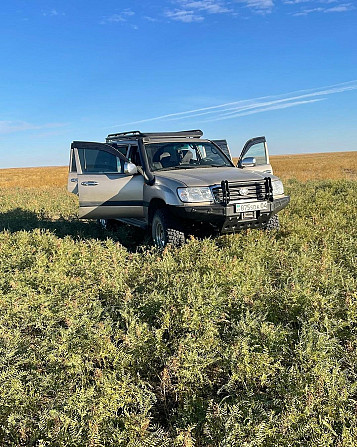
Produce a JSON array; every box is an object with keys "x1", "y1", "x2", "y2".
[
  {"x1": 152, "y1": 162, "x2": 162, "y2": 170},
  {"x1": 181, "y1": 150, "x2": 193, "y2": 164},
  {"x1": 160, "y1": 152, "x2": 174, "y2": 168}
]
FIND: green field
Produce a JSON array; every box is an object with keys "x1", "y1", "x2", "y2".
[{"x1": 1, "y1": 158, "x2": 357, "y2": 445}]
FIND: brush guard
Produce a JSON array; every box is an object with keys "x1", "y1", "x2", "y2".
[
  {"x1": 264, "y1": 177, "x2": 274, "y2": 202},
  {"x1": 221, "y1": 180, "x2": 231, "y2": 206}
]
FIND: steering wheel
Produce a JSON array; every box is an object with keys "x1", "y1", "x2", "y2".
[{"x1": 200, "y1": 157, "x2": 215, "y2": 165}]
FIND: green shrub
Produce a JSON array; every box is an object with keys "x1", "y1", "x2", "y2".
[{"x1": 0, "y1": 180, "x2": 356, "y2": 446}]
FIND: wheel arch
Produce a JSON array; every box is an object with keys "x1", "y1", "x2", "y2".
[{"x1": 148, "y1": 198, "x2": 167, "y2": 225}]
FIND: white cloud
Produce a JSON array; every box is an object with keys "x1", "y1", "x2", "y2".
[
  {"x1": 293, "y1": 7, "x2": 323, "y2": 15},
  {"x1": 203, "y1": 99, "x2": 325, "y2": 121},
  {"x1": 179, "y1": 0, "x2": 232, "y2": 13},
  {"x1": 144, "y1": 16, "x2": 159, "y2": 22},
  {"x1": 101, "y1": 9, "x2": 135, "y2": 24},
  {"x1": 108, "y1": 0, "x2": 353, "y2": 24},
  {"x1": 0, "y1": 121, "x2": 66, "y2": 135},
  {"x1": 284, "y1": 0, "x2": 311, "y2": 4},
  {"x1": 112, "y1": 80, "x2": 357, "y2": 126},
  {"x1": 236, "y1": 0, "x2": 274, "y2": 13},
  {"x1": 324, "y1": 3, "x2": 355, "y2": 12},
  {"x1": 290, "y1": 0, "x2": 354, "y2": 14},
  {"x1": 285, "y1": 0, "x2": 338, "y2": 3},
  {"x1": 42, "y1": 9, "x2": 65, "y2": 17},
  {"x1": 165, "y1": 0, "x2": 234, "y2": 22},
  {"x1": 165, "y1": 9, "x2": 205, "y2": 22}
]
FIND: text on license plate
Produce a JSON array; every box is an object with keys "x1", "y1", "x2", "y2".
[{"x1": 235, "y1": 201, "x2": 269, "y2": 213}]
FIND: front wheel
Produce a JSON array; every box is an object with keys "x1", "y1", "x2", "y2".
[
  {"x1": 151, "y1": 209, "x2": 186, "y2": 248},
  {"x1": 265, "y1": 214, "x2": 280, "y2": 231}
]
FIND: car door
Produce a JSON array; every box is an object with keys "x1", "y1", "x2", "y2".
[
  {"x1": 237, "y1": 137, "x2": 273, "y2": 174},
  {"x1": 212, "y1": 139, "x2": 233, "y2": 161},
  {"x1": 73, "y1": 141, "x2": 145, "y2": 219},
  {"x1": 67, "y1": 148, "x2": 79, "y2": 194}
]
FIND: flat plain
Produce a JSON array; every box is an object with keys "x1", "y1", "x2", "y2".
[
  {"x1": 0, "y1": 151, "x2": 356, "y2": 188},
  {"x1": 0, "y1": 151, "x2": 356, "y2": 446}
]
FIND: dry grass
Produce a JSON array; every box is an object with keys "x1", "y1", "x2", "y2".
[
  {"x1": 0, "y1": 166, "x2": 68, "y2": 188},
  {"x1": 233, "y1": 151, "x2": 357, "y2": 181},
  {"x1": 271, "y1": 151, "x2": 357, "y2": 181},
  {"x1": 1, "y1": 151, "x2": 356, "y2": 187}
]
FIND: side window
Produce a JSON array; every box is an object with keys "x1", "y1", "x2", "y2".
[
  {"x1": 196, "y1": 143, "x2": 230, "y2": 166},
  {"x1": 77, "y1": 148, "x2": 124, "y2": 173},
  {"x1": 113, "y1": 145, "x2": 129, "y2": 157},
  {"x1": 243, "y1": 142, "x2": 267, "y2": 165},
  {"x1": 70, "y1": 149, "x2": 77, "y2": 172}
]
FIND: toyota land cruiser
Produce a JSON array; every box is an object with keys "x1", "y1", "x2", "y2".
[{"x1": 67, "y1": 130, "x2": 290, "y2": 247}]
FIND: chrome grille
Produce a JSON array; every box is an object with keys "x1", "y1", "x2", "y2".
[{"x1": 211, "y1": 181, "x2": 266, "y2": 203}]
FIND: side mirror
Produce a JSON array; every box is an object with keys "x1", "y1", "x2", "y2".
[
  {"x1": 124, "y1": 162, "x2": 138, "y2": 175},
  {"x1": 241, "y1": 157, "x2": 256, "y2": 167}
]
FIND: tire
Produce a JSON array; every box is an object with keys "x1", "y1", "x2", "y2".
[
  {"x1": 266, "y1": 214, "x2": 280, "y2": 231},
  {"x1": 151, "y1": 208, "x2": 186, "y2": 248}
]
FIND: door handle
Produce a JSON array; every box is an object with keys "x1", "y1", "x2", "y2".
[
  {"x1": 70, "y1": 178, "x2": 78, "y2": 183},
  {"x1": 81, "y1": 181, "x2": 99, "y2": 186}
]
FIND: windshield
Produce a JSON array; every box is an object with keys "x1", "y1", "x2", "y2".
[{"x1": 145, "y1": 141, "x2": 233, "y2": 171}]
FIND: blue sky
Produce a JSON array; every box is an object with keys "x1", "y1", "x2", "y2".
[{"x1": 0, "y1": 0, "x2": 356, "y2": 167}]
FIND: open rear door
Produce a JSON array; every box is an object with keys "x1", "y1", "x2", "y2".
[{"x1": 238, "y1": 137, "x2": 273, "y2": 174}]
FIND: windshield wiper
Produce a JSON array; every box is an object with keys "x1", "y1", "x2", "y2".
[{"x1": 198, "y1": 164, "x2": 228, "y2": 168}]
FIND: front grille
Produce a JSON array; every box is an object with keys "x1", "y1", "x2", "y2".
[{"x1": 211, "y1": 181, "x2": 266, "y2": 203}]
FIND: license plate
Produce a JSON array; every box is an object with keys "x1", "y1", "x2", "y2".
[{"x1": 235, "y1": 201, "x2": 268, "y2": 213}]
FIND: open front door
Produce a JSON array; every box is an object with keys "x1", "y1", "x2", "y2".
[
  {"x1": 73, "y1": 141, "x2": 145, "y2": 219},
  {"x1": 238, "y1": 137, "x2": 273, "y2": 174}
]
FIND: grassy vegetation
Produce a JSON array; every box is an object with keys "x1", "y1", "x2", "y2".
[
  {"x1": 1, "y1": 151, "x2": 356, "y2": 189},
  {"x1": 0, "y1": 153, "x2": 356, "y2": 445}
]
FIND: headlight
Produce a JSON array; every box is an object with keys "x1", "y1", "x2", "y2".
[
  {"x1": 177, "y1": 187, "x2": 214, "y2": 203},
  {"x1": 272, "y1": 180, "x2": 284, "y2": 196}
]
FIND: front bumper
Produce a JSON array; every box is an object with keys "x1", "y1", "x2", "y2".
[{"x1": 171, "y1": 196, "x2": 290, "y2": 233}]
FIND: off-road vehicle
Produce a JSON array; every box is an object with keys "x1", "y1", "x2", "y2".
[{"x1": 67, "y1": 130, "x2": 290, "y2": 247}]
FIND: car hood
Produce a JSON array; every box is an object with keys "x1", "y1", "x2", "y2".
[{"x1": 155, "y1": 167, "x2": 268, "y2": 187}]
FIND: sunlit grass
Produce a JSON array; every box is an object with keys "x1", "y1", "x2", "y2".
[
  {"x1": 234, "y1": 150, "x2": 357, "y2": 181},
  {"x1": 0, "y1": 166, "x2": 68, "y2": 188},
  {"x1": 0, "y1": 157, "x2": 356, "y2": 445}
]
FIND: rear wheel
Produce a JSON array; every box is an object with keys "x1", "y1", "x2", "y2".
[
  {"x1": 266, "y1": 214, "x2": 280, "y2": 231},
  {"x1": 151, "y1": 209, "x2": 186, "y2": 248}
]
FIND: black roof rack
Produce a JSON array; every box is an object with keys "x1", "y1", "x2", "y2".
[
  {"x1": 106, "y1": 130, "x2": 203, "y2": 141},
  {"x1": 106, "y1": 131, "x2": 142, "y2": 139}
]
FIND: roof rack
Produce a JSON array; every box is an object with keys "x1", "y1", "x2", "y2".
[
  {"x1": 106, "y1": 129, "x2": 203, "y2": 142},
  {"x1": 107, "y1": 131, "x2": 142, "y2": 139}
]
